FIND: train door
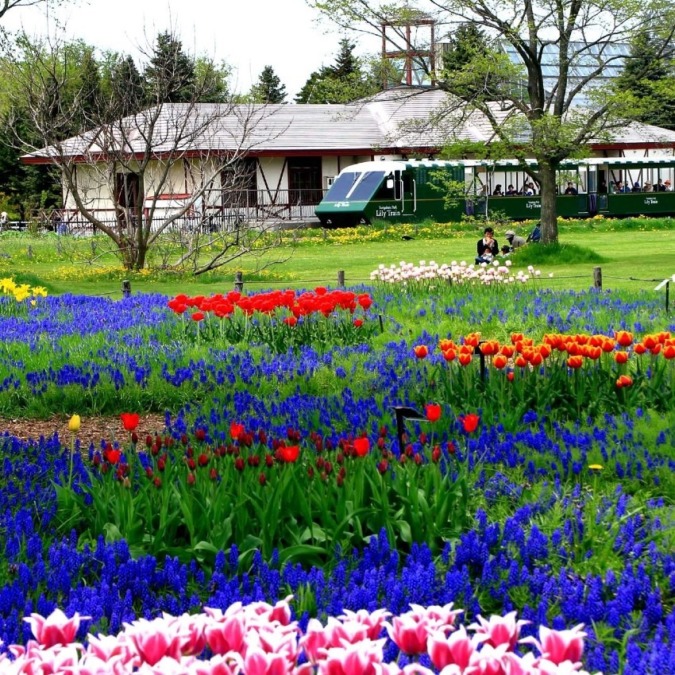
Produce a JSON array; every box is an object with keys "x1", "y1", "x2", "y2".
[{"x1": 398, "y1": 170, "x2": 416, "y2": 216}]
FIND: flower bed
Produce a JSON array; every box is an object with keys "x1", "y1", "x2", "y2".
[{"x1": 0, "y1": 282, "x2": 674, "y2": 673}]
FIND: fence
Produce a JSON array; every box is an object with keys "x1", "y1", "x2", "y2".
[
  {"x1": 31, "y1": 189, "x2": 327, "y2": 236},
  {"x1": 115, "y1": 267, "x2": 673, "y2": 313}
]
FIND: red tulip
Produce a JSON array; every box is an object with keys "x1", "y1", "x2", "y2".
[
  {"x1": 616, "y1": 374, "x2": 633, "y2": 388},
  {"x1": 614, "y1": 351, "x2": 629, "y2": 364},
  {"x1": 413, "y1": 345, "x2": 428, "y2": 359},
  {"x1": 120, "y1": 413, "x2": 140, "y2": 432},
  {"x1": 614, "y1": 330, "x2": 633, "y2": 347},
  {"x1": 191, "y1": 311, "x2": 205, "y2": 322},
  {"x1": 105, "y1": 448, "x2": 121, "y2": 465},
  {"x1": 566, "y1": 355, "x2": 584, "y2": 369},
  {"x1": 425, "y1": 403, "x2": 442, "y2": 423},
  {"x1": 230, "y1": 422, "x2": 245, "y2": 440},
  {"x1": 492, "y1": 354, "x2": 508, "y2": 369},
  {"x1": 459, "y1": 414, "x2": 480, "y2": 434},
  {"x1": 353, "y1": 437, "x2": 370, "y2": 457},
  {"x1": 278, "y1": 445, "x2": 300, "y2": 463}
]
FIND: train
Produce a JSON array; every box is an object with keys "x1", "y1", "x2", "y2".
[{"x1": 314, "y1": 156, "x2": 675, "y2": 227}]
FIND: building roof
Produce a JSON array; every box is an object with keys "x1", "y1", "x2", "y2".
[{"x1": 22, "y1": 87, "x2": 675, "y2": 164}]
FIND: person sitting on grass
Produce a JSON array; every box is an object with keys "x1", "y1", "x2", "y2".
[
  {"x1": 504, "y1": 229, "x2": 527, "y2": 252},
  {"x1": 527, "y1": 223, "x2": 542, "y2": 243},
  {"x1": 476, "y1": 226, "x2": 499, "y2": 264}
]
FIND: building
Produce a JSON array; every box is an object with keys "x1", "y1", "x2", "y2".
[{"x1": 21, "y1": 87, "x2": 675, "y2": 228}]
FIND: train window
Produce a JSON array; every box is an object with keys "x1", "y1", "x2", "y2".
[
  {"x1": 324, "y1": 173, "x2": 360, "y2": 201},
  {"x1": 376, "y1": 173, "x2": 396, "y2": 198},
  {"x1": 348, "y1": 171, "x2": 387, "y2": 201}
]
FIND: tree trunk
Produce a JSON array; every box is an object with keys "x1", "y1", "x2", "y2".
[{"x1": 538, "y1": 162, "x2": 559, "y2": 244}]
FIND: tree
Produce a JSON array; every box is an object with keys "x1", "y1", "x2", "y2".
[
  {"x1": 9, "y1": 33, "x2": 282, "y2": 273},
  {"x1": 250, "y1": 65, "x2": 287, "y2": 103},
  {"x1": 309, "y1": 0, "x2": 675, "y2": 244},
  {"x1": 617, "y1": 30, "x2": 675, "y2": 130},
  {"x1": 106, "y1": 54, "x2": 145, "y2": 118},
  {"x1": 295, "y1": 38, "x2": 382, "y2": 103},
  {"x1": 145, "y1": 32, "x2": 196, "y2": 104},
  {"x1": 0, "y1": 0, "x2": 61, "y2": 20}
]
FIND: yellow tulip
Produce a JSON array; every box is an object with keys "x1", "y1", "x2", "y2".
[{"x1": 68, "y1": 414, "x2": 81, "y2": 432}]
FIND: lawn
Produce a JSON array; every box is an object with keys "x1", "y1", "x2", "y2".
[
  {"x1": 0, "y1": 218, "x2": 674, "y2": 673},
  {"x1": 1, "y1": 216, "x2": 674, "y2": 297}
]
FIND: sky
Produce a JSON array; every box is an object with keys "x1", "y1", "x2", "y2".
[{"x1": 2, "y1": 0, "x2": 379, "y2": 98}]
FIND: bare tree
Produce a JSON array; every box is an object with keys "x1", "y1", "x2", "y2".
[
  {"x1": 8, "y1": 33, "x2": 287, "y2": 272},
  {"x1": 0, "y1": 0, "x2": 59, "y2": 20},
  {"x1": 310, "y1": 0, "x2": 675, "y2": 243}
]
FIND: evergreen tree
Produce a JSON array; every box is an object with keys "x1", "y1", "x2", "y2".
[
  {"x1": 145, "y1": 32, "x2": 196, "y2": 103},
  {"x1": 440, "y1": 23, "x2": 502, "y2": 100},
  {"x1": 76, "y1": 48, "x2": 102, "y2": 127},
  {"x1": 108, "y1": 55, "x2": 145, "y2": 117},
  {"x1": 295, "y1": 40, "x2": 380, "y2": 103},
  {"x1": 332, "y1": 38, "x2": 359, "y2": 78},
  {"x1": 617, "y1": 29, "x2": 675, "y2": 130},
  {"x1": 250, "y1": 65, "x2": 287, "y2": 103}
]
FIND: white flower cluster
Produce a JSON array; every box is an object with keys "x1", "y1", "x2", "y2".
[{"x1": 370, "y1": 260, "x2": 547, "y2": 287}]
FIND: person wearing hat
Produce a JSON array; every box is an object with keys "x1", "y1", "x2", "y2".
[
  {"x1": 665, "y1": 179, "x2": 672, "y2": 191},
  {"x1": 504, "y1": 229, "x2": 526, "y2": 252}
]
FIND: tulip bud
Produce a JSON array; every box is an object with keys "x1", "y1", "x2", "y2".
[{"x1": 68, "y1": 415, "x2": 81, "y2": 432}]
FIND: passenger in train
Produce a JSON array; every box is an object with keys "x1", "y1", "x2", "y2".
[
  {"x1": 644, "y1": 182, "x2": 654, "y2": 192},
  {"x1": 493, "y1": 184, "x2": 504, "y2": 196},
  {"x1": 631, "y1": 182, "x2": 641, "y2": 192},
  {"x1": 564, "y1": 182, "x2": 578, "y2": 195},
  {"x1": 505, "y1": 184, "x2": 517, "y2": 196},
  {"x1": 598, "y1": 181, "x2": 608, "y2": 194},
  {"x1": 665, "y1": 180, "x2": 672, "y2": 191},
  {"x1": 656, "y1": 179, "x2": 667, "y2": 192},
  {"x1": 476, "y1": 227, "x2": 499, "y2": 264}
]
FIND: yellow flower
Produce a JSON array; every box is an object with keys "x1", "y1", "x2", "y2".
[
  {"x1": 32, "y1": 286, "x2": 48, "y2": 298},
  {"x1": 68, "y1": 415, "x2": 81, "y2": 432},
  {"x1": 588, "y1": 464, "x2": 603, "y2": 471}
]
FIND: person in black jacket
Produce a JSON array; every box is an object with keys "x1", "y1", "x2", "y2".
[{"x1": 476, "y1": 227, "x2": 499, "y2": 263}]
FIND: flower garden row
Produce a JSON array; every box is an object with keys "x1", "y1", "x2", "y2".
[
  {"x1": 0, "y1": 278, "x2": 674, "y2": 673},
  {"x1": 3, "y1": 600, "x2": 593, "y2": 674}
]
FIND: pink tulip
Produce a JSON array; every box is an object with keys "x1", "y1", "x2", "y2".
[
  {"x1": 244, "y1": 646, "x2": 293, "y2": 675},
  {"x1": 191, "y1": 653, "x2": 244, "y2": 675},
  {"x1": 300, "y1": 618, "x2": 330, "y2": 663},
  {"x1": 468, "y1": 611, "x2": 529, "y2": 650},
  {"x1": 339, "y1": 608, "x2": 390, "y2": 640},
  {"x1": 386, "y1": 613, "x2": 430, "y2": 655},
  {"x1": 246, "y1": 623, "x2": 300, "y2": 664},
  {"x1": 317, "y1": 638, "x2": 387, "y2": 675},
  {"x1": 124, "y1": 618, "x2": 184, "y2": 666},
  {"x1": 466, "y1": 642, "x2": 511, "y2": 675},
  {"x1": 86, "y1": 633, "x2": 135, "y2": 664},
  {"x1": 427, "y1": 626, "x2": 475, "y2": 670},
  {"x1": 24, "y1": 608, "x2": 90, "y2": 647},
  {"x1": 520, "y1": 624, "x2": 586, "y2": 665},
  {"x1": 204, "y1": 614, "x2": 246, "y2": 655}
]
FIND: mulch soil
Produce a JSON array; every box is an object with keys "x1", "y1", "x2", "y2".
[{"x1": 0, "y1": 413, "x2": 169, "y2": 449}]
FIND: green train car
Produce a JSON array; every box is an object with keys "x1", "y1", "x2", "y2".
[{"x1": 315, "y1": 157, "x2": 675, "y2": 227}]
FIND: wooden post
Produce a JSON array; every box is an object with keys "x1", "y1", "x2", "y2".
[
  {"x1": 234, "y1": 271, "x2": 244, "y2": 292},
  {"x1": 122, "y1": 280, "x2": 131, "y2": 298},
  {"x1": 666, "y1": 281, "x2": 670, "y2": 313},
  {"x1": 593, "y1": 266, "x2": 602, "y2": 289},
  {"x1": 337, "y1": 270, "x2": 345, "y2": 288}
]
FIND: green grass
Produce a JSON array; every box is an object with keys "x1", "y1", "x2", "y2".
[{"x1": 1, "y1": 217, "x2": 674, "y2": 297}]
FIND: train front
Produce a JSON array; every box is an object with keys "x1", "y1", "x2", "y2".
[{"x1": 315, "y1": 166, "x2": 387, "y2": 227}]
